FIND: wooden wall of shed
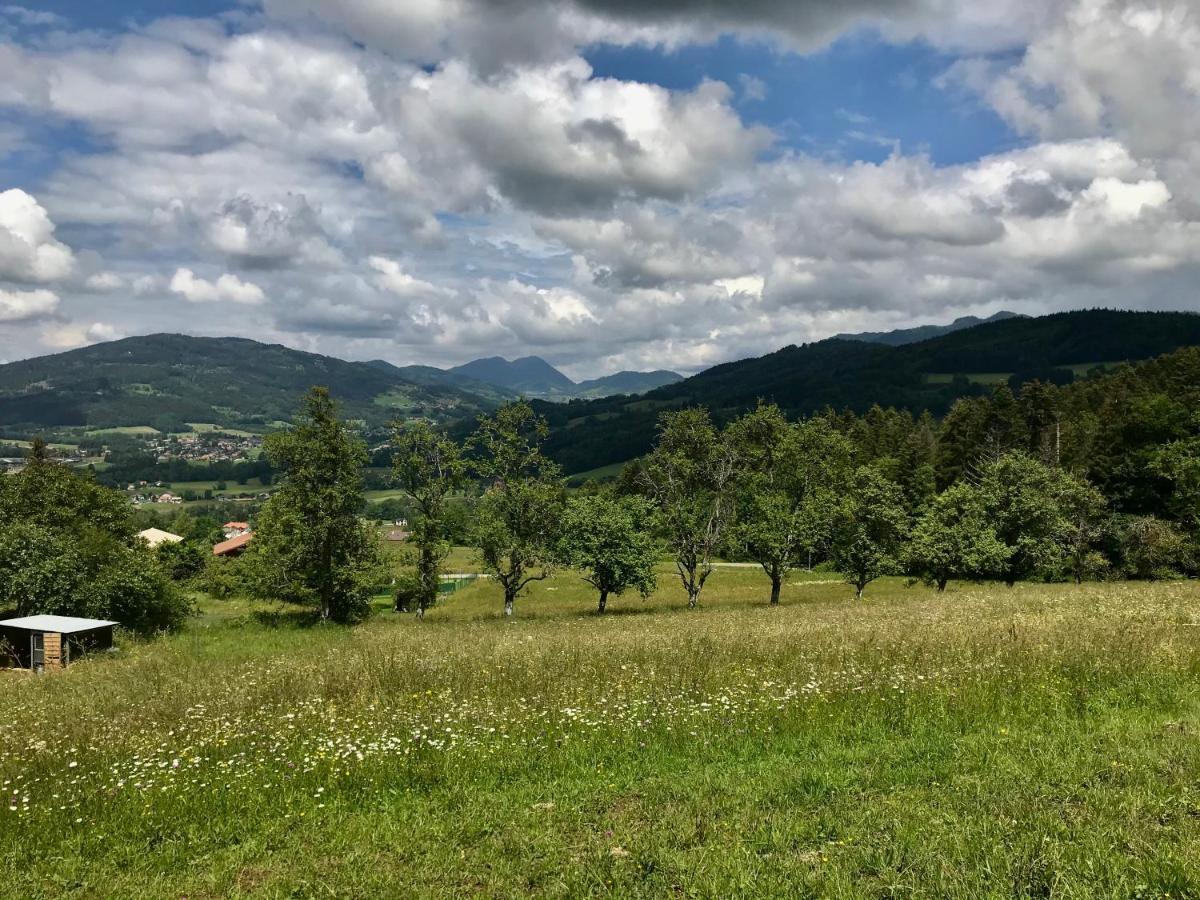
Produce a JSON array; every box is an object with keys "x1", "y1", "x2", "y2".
[{"x1": 43, "y1": 632, "x2": 63, "y2": 668}]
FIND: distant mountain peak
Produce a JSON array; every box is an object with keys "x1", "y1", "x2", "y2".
[
  {"x1": 444, "y1": 355, "x2": 682, "y2": 400},
  {"x1": 449, "y1": 355, "x2": 576, "y2": 395}
]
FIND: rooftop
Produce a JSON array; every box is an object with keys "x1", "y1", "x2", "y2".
[
  {"x1": 137, "y1": 527, "x2": 184, "y2": 546},
  {"x1": 0, "y1": 615, "x2": 118, "y2": 634},
  {"x1": 213, "y1": 531, "x2": 253, "y2": 556}
]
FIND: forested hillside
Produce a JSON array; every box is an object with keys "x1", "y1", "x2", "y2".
[
  {"x1": 541, "y1": 309, "x2": 1200, "y2": 472},
  {"x1": 833, "y1": 310, "x2": 1022, "y2": 346},
  {"x1": 799, "y1": 345, "x2": 1200, "y2": 522},
  {"x1": 0, "y1": 334, "x2": 502, "y2": 432}
]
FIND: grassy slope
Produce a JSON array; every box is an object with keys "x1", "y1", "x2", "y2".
[{"x1": 3, "y1": 572, "x2": 1200, "y2": 897}]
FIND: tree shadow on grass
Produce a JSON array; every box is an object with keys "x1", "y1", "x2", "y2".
[
  {"x1": 249, "y1": 605, "x2": 325, "y2": 629},
  {"x1": 592, "y1": 604, "x2": 661, "y2": 619}
]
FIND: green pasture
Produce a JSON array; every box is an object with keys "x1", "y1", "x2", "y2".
[{"x1": 3, "y1": 572, "x2": 1200, "y2": 896}]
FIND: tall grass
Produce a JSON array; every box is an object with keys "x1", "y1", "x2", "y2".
[{"x1": 2, "y1": 569, "x2": 1200, "y2": 896}]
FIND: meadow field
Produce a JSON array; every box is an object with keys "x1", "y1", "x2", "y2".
[{"x1": 3, "y1": 566, "x2": 1200, "y2": 897}]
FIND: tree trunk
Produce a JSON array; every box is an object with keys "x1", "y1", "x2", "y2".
[
  {"x1": 415, "y1": 543, "x2": 440, "y2": 616},
  {"x1": 769, "y1": 574, "x2": 781, "y2": 606},
  {"x1": 504, "y1": 588, "x2": 515, "y2": 617},
  {"x1": 937, "y1": 577, "x2": 948, "y2": 592},
  {"x1": 687, "y1": 588, "x2": 699, "y2": 610},
  {"x1": 854, "y1": 580, "x2": 866, "y2": 600},
  {"x1": 597, "y1": 590, "x2": 608, "y2": 615},
  {"x1": 415, "y1": 605, "x2": 425, "y2": 621},
  {"x1": 319, "y1": 530, "x2": 335, "y2": 622}
]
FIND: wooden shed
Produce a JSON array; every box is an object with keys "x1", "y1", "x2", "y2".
[{"x1": 0, "y1": 615, "x2": 117, "y2": 670}]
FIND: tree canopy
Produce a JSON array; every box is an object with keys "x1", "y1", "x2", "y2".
[
  {"x1": 469, "y1": 402, "x2": 565, "y2": 617},
  {"x1": 0, "y1": 456, "x2": 189, "y2": 632},
  {"x1": 248, "y1": 387, "x2": 383, "y2": 623},
  {"x1": 392, "y1": 420, "x2": 467, "y2": 618},
  {"x1": 559, "y1": 493, "x2": 657, "y2": 614},
  {"x1": 638, "y1": 407, "x2": 737, "y2": 609}
]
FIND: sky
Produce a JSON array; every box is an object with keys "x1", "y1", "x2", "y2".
[{"x1": 0, "y1": 0, "x2": 1197, "y2": 378}]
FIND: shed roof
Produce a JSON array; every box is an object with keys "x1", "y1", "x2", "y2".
[{"x1": 0, "y1": 615, "x2": 118, "y2": 634}]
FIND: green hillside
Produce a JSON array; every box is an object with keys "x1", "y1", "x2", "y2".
[
  {"x1": 0, "y1": 334, "x2": 502, "y2": 433},
  {"x1": 538, "y1": 309, "x2": 1200, "y2": 473}
]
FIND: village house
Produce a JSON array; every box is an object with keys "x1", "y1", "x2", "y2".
[
  {"x1": 213, "y1": 531, "x2": 253, "y2": 557},
  {"x1": 222, "y1": 521, "x2": 251, "y2": 539},
  {"x1": 137, "y1": 527, "x2": 184, "y2": 548}
]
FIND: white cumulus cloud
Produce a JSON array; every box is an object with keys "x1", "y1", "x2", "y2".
[
  {"x1": 0, "y1": 286, "x2": 59, "y2": 322},
  {"x1": 0, "y1": 189, "x2": 75, "y2": 283},
  {"x1": 169, "y1": 268, "x2": 266, "y2": 305}
]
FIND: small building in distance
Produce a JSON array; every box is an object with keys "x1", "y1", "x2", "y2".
[
  {"x1": 213, "y1": 531, "x2": 253, "y2": 557},
  {"x1": 0, "y1": 615, "x2": 117, "y2": 670},
  {"x1": 222, "y1": 521, "x2": 251, "y2": 539},
  {"x1": 137, "y1": 527, "x2": 184, "y2": 548},
  {"x1": 385, "y1": 528, "x2": 410, "y2": 542}
]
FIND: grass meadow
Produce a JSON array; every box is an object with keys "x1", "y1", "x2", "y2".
[{"x1": 3, "y1": 562, "x2": 1200, "y2": 897}]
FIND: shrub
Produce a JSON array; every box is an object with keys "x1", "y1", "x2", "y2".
[
  {"x1": 1118, "y1": 515, "x2": 1191, "y2": 580},
  {"x1": 392, "y1": 570, "x2": 423, "y2": 613},
  {"x1": 201, "y1": 554, "x2": 250, "y2": 599},
  {"x1": 156, "y1": 540, "x2": 208, "y2": 582}
]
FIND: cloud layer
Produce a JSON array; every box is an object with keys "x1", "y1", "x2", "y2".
[{"x1": 0, "y1": 0, "x2": 1196, "y2": 374}]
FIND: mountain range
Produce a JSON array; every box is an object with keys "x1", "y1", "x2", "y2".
[
  {"x1": 369, "y1": 355, "x2": 681, "y2": 402},
  {"x1": 0, "y1": 336, "x2": 679, "y2": 433},
  {"x1": 0, "y1": 335, "x2": 502, "y2": 433},
  {"x1": 3, "y1": 310, "x2": 1200, "y2": 472},
  {"x1": 448, "y1": 356, "x2": 682, "y2": 400}
]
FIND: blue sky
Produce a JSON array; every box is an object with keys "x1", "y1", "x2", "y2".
[
  {"x1": 588, "y1": 35, "x2": 1024, "y2": 167},
  {"x1": 0, "y1": 1, "x2": 1194, "y2": 374},
  {"x1": 22, "y1": 0, "x2": 244, "y2": 29},
  {"x1": 19, "y1": 1, "x2": 1025, "y2": 170}
]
